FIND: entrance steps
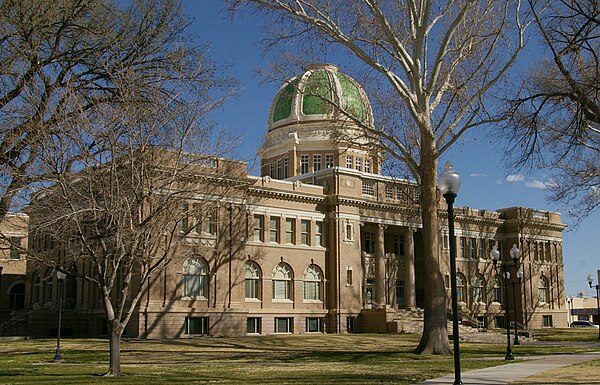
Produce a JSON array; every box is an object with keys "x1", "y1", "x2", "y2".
[{"x1": 393, "y1": 308, "x2": 512, "y2": 343}]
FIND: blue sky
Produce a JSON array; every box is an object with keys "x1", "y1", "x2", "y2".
[{"x1": 186, "y1": 1, "x2": 599, "y2": 298}]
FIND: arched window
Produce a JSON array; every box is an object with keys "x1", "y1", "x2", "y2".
[
  {"x1": 272, "y1": 263, "x2": 292, "y2": 300},
  {"x1": 456, "y1": 273, "x2": 466, "y2": 303},
  {"x1": 245, "y1": 262, "x2": 261, "y2": 300},
  {"x1": 538, "y1": 276, "x2": 549, "y2": 303},
  {"x1": 492, "y1": 275, "x2": 503, "y2": 303},
  {"x1": 303, "y1": 265, "x2": 322, "y2": 301},
  {"x1": 44, "y1": 269, "x2": 53, "y2": 304},
  {"x1": 31, "y1": 271, "x2": 41, "y2": 305},
  {"x1": 472, "y1": 275, "x2": 485, "y2": 303},
  {"x1": 65, "y1": 265, "x2": 77, "y2": 309},
  {"x1": 9, "y1": 282, "x2": 25, "y2": 310},
  {"x1": 182, "y1": 258, "x2": 208, "y2": 298}
]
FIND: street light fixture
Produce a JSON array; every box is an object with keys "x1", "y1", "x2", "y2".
[
  {"x1": 491, "y1": 244, "x2": 521, "y2": 360},
  {"x1": 53, "y1": 267, "x2": 67, "y2": 362},
  {"x1": 438, "y1": 161, "x2": 462, "y2": 385},
  {"x1": 513, "y1": 268, "x2": 524, "y2": 345},
  {"x1": 586, "y1": 274, "x2": 600, "y2": 340}
]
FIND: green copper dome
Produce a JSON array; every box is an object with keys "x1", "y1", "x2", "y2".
[{"x1": 268, "y1": 64, "x2": 373, "y2": 130}]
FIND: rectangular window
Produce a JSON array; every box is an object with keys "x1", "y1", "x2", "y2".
[
  {"x1": 346, "y1": 268, "x2": 353, "y2": 285},
  {"x1": 459, "y1": 237, "x2": 466, "y2": 258},
  {"x1": 396, "y1": 187, "x2": 405, "y2": 202},
  {"x1": 204, "y1": 209, "x2": 217, "y2": 235},
  {"x1": 393, "y1": 235, "x2": 405, "y2": 256},
  {"x1": 396, "y1": 280, "x2": 405, "y2": 307},
  {"x1": 185, "y1": 317, "x2": 209, "y2": 335},
  {"x1": 364, "y1": 159, "x2": 371, "y2": 173},
  {"x1": 277, "y1": 159, "x2": 282, "y2": 179},
  {"x1": 443, "y1": 234, "x2": 449, "y2": 250},
  {"x1": 469, "y1": 238, "x2": 476, "y2": 259},
  {"x1": 247, "y1": 317, "x2": 261, "y2": 334},
  {"x1": 479, "y1": 239, "x2": 485, "y2": 259},
  {"x1": 44, "y1": 277, "x2": 53, "y2": 304},
  {"x1": 364, "y1": 231, "x2": 375, "y2": 254},
  {"x1": 273, "y1": 280, "x2": 291, "y2": 300},
  {"x1": 304, "y1": 280, "x2": 321, "y2": 300},
  {"x1": 300, "y1": 220, "x2": 310, "y2": 246},
  {"x1": 253, "y1": 215, "x2": 264, "y2": 242},
  {"x1": 496, "y1": 316, "x2": 506, "y2": 329},
  {"x1": 9, "y1": 237, "x2": 21, "y2": 260},
  {"x1": 543, "y1": 315, "x2": 553, "y2": 327},
  {"x1": 180, "y1": 203, "x2": 189, "y2": 233},
  {"x1": 192, "y1": 203, "x2": 202, "y2": 232},
  {"x1": 285, "y1": 218, "x2": 295, "y2": 244},
  {"x1": 362, "y1": 182, "x2": 374, "y2": 196},
  {"x1": 345, "y1": 223, "x2": 353, "y2": 241},
  {"x1": 315, "y1": 221, "x2": 324, "y2": 247},
  {"x1": 270, "y1": 162, "x2": 276, "y2": 178},
  {"x1": 275, "y1": 317, "x2": 293, "y2": 333},
  {"x1": 284, "y1": 157, "x2": 289, "y2": 178},
  {"x1": 385, "y1": 186, "x2": 394, "y2": 199},
  {"x1": 313, "y1": 155, "x2": 321, "y2": 172},
  {"x1": 98, "y1": 318, "x2": 108, "y2": 336},
  {"x1": 269, "y1": 217, "x2": 280, "y2": 243},
  {"x1": 492, "y1": 284, "x2": 502, "y2": 303},
  {"x1": 346, "y1": 316, "x2": 356, "y2": 333},
  {"x1": 346, "y1": 155, "x2": 353, "y2": 168},
  {"x1": 355, "y1": 157, "x2": 362, "y2": 171},
  {"x1": 245, "y1": 276, "x2": 259, "y2": 299},
  {"x1": 300, "y1": 155, "x2": 309, "y2": 174},
  {"x1": 325, "y1": 154, "x2": 334, "y2": 168},
  {"x1": 306, "y1": 318, "x2": 323, "y2": 333}
]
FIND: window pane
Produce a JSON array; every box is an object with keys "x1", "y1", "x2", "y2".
[
  {"x1": 300, "y1": 220, "x2": 310, "y2": 245},
  {"x1": 285, "y1": 218, "x2": 295, "y2": 244},
  {"x1": 253, "y1": 215, "x2": 263, "y2": 242},
  {"x1": 269, "y1": 218, "x2": 279, "y2": 243},
  {"x1": 247, "y1": 317, "x2": 261, "y2": 334},
  {"x1": 273, "y1": 280, "x2": 290, "y2": 299},
  {"x1": 306, "y1": 318, "x2": 322, "y2": 332}
]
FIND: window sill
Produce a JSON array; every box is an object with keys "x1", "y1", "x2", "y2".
[
  {"x1": 181, "y1": 296, "x2": 208, "y2": 301},
  {"x1": 245, "y1": 298, "x2": 262, "y2": 303},
  {"x1": 303, "y1": 299, "x2": 323, "y2": 304},
  {"x1": 272, "y1": 299, "x2": 294, "y2": 303}
]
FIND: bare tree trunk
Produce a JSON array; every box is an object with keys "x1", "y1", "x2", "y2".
[
  {"x1": 414, "y1": 135, "x2": 451, "y2": 354},
  {"x1": 105, "y1": 321, "x2": 123, "y2": 377}
]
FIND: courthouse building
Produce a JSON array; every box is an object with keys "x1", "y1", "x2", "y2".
[{"x1": 19, "y1": 64, "x2": 568, "y2": 338}]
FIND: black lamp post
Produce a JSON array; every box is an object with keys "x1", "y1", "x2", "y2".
[
  {"x1": 567, "y1": 296, "x2": 574, "y2": 327},
  {"x1": 512, "y1": 268, "x2": 523, "y2": 345},
  {"x1": 586, "y1": 274, "x2": 600, "y2": 340},
  {"x1": 491, "y1": 244, "x2": 521, "y2": 360},
  {"x1": 53, "y1": 267, "x2": 66, "y2": 362},
  {"x1": 438, "y1": 161, "x2": 462, "y2": 385}
]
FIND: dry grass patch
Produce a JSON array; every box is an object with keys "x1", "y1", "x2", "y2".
[{"x1": 512, "y1": 358, "x2": 600, "y2": 384}]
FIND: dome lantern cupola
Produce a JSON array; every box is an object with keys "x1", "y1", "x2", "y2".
[{"x1": 260, "y1": 64, "x2": 379, "y2": 179}]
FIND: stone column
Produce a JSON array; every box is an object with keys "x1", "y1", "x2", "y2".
[
  {"x1": 375, "y1": 224, "x2": 386, "y2": 307},
  {"x1": 404, "y1": 227, "x2": 416, "y2": 309}
]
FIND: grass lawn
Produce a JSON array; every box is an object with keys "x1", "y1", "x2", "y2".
[{"x1": 0, "y1": 331, "x2": 598, "y2": 384}]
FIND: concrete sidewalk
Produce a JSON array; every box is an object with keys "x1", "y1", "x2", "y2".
[{"x1": 415, "y1": 351, "x2": 600, "y2": 385}]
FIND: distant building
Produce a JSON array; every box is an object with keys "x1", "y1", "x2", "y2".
[
  {"x1": 0, "y1": 213, "x2": 29, "y2": 333},
  {"x1": 14, "y1": 64, "x2": 568, "y2": 338}
]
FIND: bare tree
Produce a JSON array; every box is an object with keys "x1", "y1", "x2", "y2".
[
  {"x1": 28, "y1": 78, "x2": 247, "y2": 376},
  {"x1": 0, "y1": 0, "x2": 232, "y2": 221},
  {"x1": 504, "y1": 0, "x2": 599, "y2": 222},
  {"x1": 230, "y1": 0, "x2": 529, "y2": 354}
]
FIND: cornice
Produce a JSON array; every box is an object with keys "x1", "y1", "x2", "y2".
[
  {"x1": 502, "y1": 218, "x2": 567, "y2": 232},
  {"x1": 247, "y1": 187, "x2": 324, "y2": 204}
]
